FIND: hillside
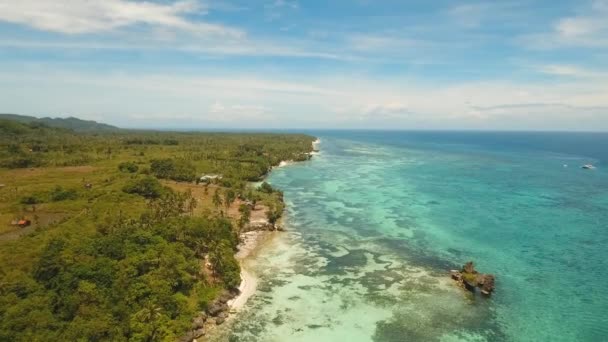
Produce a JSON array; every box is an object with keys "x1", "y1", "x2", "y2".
[{"x1": 0, "y1": 113, "x2": 119, "y2": 132}]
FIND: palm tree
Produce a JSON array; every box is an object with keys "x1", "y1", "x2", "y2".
[
  {"x1": 212, "y1": 189, "x2": 222, "y2": 209},
  {"x1": 187, "y1": 197, "x2": 197, "y2": 216},
  {"x1": 140, "y1": 303, "x2": 162, "y2": 323},
  {"x1": 224, "y1": 189, "x2": 236, "y2": 210},
  {"x1": 238, "y1": 204, "x2": 251, "y2": 230}
]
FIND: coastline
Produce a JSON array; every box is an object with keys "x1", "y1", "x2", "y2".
[
  {"x1": 198, "y1": 137, "x2": 318, "y2": 341},
  {"x1": 227, "y1": 231, "x2": 272, "y2": 311},
  {"x1": 227, "y1": 138, "x2": 319, "y2": 312},
  {"x1": 187, "y1": 133, "x2": 608, "y2": 342}
]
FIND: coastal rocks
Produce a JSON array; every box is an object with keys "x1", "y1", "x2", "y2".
[
  {"x1": 180, "y1": 316, "x2": 208, "y2": 342},
  {"x1": 180, "y1": 290, "x2": 239, "y2": 342},
  {"x1": 205, "y1": 289, "x2": 238, "y2": 318},
  {"x1": 245, "y1": 219, "x2": 279, "y2": 232},
  {"x1": 191, "y1": 316, "x2": 206, "y2": 330},
  {"x1": 207, "y1": 302, "x2": 228, "y2": 316},
  {"x1": 216, "y1": 312, "x2": 228, "y2": 325},
  {"x1": 193, "y1": 328, "x2": 205, "y2": 338},
  {"x1": 478, "y1": 274, "x2": 495, "y2": 295},
  {"x1": 179, "y1": 327, "x2": 205, "y2": 342},
  {"x1": 450, "y1": 261, "x2": 496, "y2": 296},
  {"x1": 179, "y1": 331, "x2": 196, "y2": 342}
]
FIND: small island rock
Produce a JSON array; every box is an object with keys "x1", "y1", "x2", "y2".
[{"x1": 450, "y1": 261, "x2": 496, "y2": 296}]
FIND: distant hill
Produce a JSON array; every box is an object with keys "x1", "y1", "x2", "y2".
[{"x1": 0, "y1": 114, "x2": 119, "y2": 132}]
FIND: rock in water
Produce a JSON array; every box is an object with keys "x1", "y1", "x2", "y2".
[
  {"x1": 479, "y1": 274, "x2": 496, "y2": 295},
  {"x1": 450, "y1": 261, "x2": 496, "y2": 296}
]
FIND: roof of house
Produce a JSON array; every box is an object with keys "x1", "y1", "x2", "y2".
[{"x1": 200, "y1": 174, "x2": 222, "y2": 179}]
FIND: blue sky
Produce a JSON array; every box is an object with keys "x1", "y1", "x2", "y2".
[{"x1": 0, "y1": 0, "x2": 607, "y2": 130}]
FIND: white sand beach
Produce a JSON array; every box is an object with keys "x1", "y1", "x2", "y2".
[{"x1": 227, "y1": 231, "x2": 273, "y2": 311}]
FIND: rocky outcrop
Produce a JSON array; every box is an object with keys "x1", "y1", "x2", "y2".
[
  {"x1": 207, "y1": 302, "x2": 227, "y2": 316},
  {"x1": 216, "y1": 312, "x2": 228, "y2": 325},
  {"x1": 450, "y1": 261, "x2": 496, "y2": 296},
  {"x1": 244, "y1": 219, "x2": 281, "y2": 232},
  {"x1": 179, "y1": 289, "x2": 240, "y2": 341},
  {"x1": 478, "y1": 274, "x2": 495, "y2": 295},
  {"x1": 193, "y1": 328, "x2": 205, "y2": 339},
  {"x1": 191, "y1": 315, "x2": 206, "y2": 330}
]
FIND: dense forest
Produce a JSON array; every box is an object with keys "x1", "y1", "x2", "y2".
[{"x1": 0, "y1": 118, "x2": 315, "y2": 341}]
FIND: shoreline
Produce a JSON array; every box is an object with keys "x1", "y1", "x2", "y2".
[
  {"x1": 199, "y1": 231, "x2": 280, "y2": 341},
  {"x1": 231, "y1": 138, "x2": 319, "y2": 309},
  {"x1": 227, "y1": 231, "x2": 273, "y2": 311},
  {"x1": 199, "y1": 137, "x2": 318, "y2": 340}
]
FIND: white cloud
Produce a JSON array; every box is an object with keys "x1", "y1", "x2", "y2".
[
  {"x1": 0, "y1": 1, "x2": 454, "y2": 63},
  {"x1": 520, "y1": 0, "x2": 608, "y2": 48},
  {"x1": 0, "y1": 35, "x2": 365, "y2": 61},
  {"x1": 556, "y1": 17, "x2": 601, "y2": 38},
  {"x1": 360, "y1": 103, "x2": 411, "y2": 120},
  {"x1": 538, "y1": 64, "x2": 608, "y2": 78},
  {"x1": 0, "y1": 0, "x2": 242, "y2": 37},
  {"x1": 446, "y1": 2, "x2": 526, "y2": 29},
  {"x1": 540, "y1": 64, "x2": 587, "y2": 77},
  {"x1": 208, "y1": 102, "x2": 275, "y2": 121},
  {"x1": 1, "y1": 61, "x2": 607, "y2": 130},
  {"x1": 447, "y1": 3, "x2": 488, "y2": 28}
]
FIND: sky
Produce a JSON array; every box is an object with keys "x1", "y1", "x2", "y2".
[{"x1": 0, "y1": 0, "x2": 607, "y2": 130}]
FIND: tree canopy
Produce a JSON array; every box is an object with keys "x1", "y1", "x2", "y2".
[{"x1": 0, "y1": 117, "x2": 315, "y2": 341}]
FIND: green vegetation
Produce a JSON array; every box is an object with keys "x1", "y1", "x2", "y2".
[
  {"x1": 265, "y1": 202, "x2": 285, "y2": 228},
  {"x1": 20, "y1": 195, "x2": 42, "y2": 206},
  {"x1": 122, "y1": 177, "x2": 167, "y2": 199},
  {"x1": 49, "y1": 186, "x2": 78, "y2": 202},
  {"x1": 150, "y1": 159, "x2": 196, "y2": 182},
  {"x1": 259, "y1": 181, "x2": 275, "y2": 194},
  {"x1": 118, "y1": 161, "x2": 139, "y2": 173},
  {"x1": 0, "y1": 116, "x2": 315, "y2": 341}
]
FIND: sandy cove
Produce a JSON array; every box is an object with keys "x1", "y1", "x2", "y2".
[
  {"x1": 193, "y1": 139, "x2": 318, "y2": 341},
  {"x1": 189, "y1": 231, "x2": 280, "y2": 342},
  {"x1": 227, "y1": 231, "x2": 275, "y2": 311},
  {"x1": 227, "y1": 139, "x2": 319, "y2": 312}
]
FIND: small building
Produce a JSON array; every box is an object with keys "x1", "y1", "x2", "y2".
[
  {"x1": 84, "y1": 183, "x2": 93, "y2": 189},
  {"x1": 199, "y1": 174, "x2": 223, "y2": 183},
  {"x1": 16, "y1": 219, "x2": 31, "y2": 227}
]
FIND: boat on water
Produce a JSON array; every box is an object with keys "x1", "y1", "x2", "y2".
[{"x1": 581, "y1": 164, "x2": 596, "y2": 170}]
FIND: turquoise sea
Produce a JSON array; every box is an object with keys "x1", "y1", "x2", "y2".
[{"x1": 217, "y1": 131, "x2": 608, "y2": 342}]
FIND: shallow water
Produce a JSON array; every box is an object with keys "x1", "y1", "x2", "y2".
[{"x1": 213, "y1": 131, "x2": 608, "y2": 342}]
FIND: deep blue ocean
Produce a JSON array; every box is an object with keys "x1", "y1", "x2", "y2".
[{"x1": 218, "y1": 131, "x2": 608, "y2": 342}]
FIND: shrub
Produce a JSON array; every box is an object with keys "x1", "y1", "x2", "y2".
[
  {"x1": 122, "y1": 177, "x2": 166, "y2": 199},
  {"x1": 20, "y1": 195, "x2": 43, "y2": 205},
  {"x1": 3, "y1": 156, "x2": 43, "y2": 169},
  {"x1": 49, "y1": 186, "x2": 78, "y2": 201},
  {"x1": 150, "y1": 159, "x2": 196, "y2": 182},
  {"x1": 163, "y1": 139, "x2": 179, "y2": 146},
  {"x1": 118, "y1": 161, "x2": 139, "y2": 173},
  {"x1": 259, "y1": 182, "x2": 274, "y2": 194},
  {"x1": 150, "y1": 159, "x2": 174, "y2": 179}
]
